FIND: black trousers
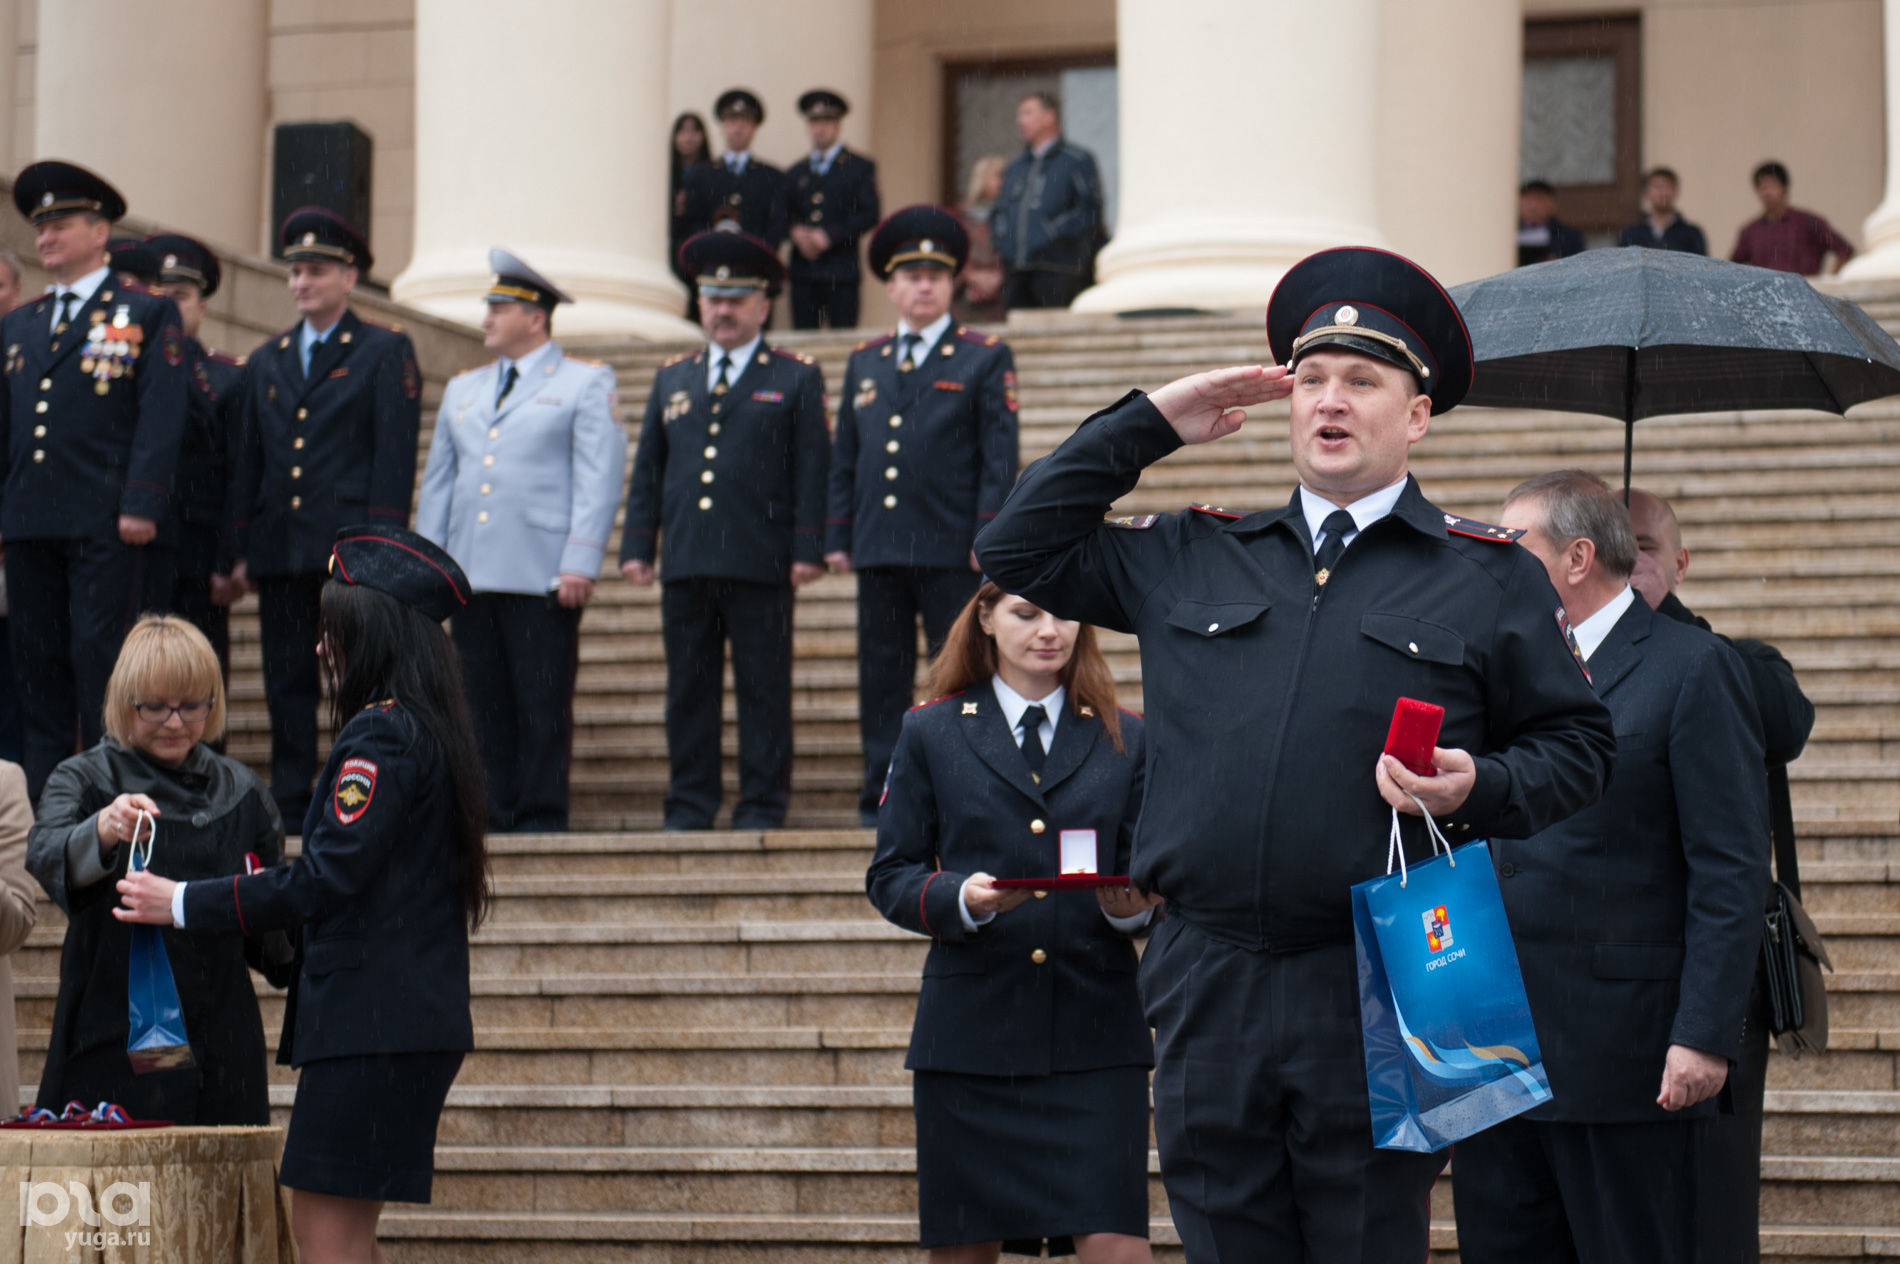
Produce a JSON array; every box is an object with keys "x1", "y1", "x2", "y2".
[
  {"x1": 1003, "y1": 268, "x2": 1086, "y2": 311},
  {"x1": 1694, "y1": 975, "x2": 1770, "y2": 1264},
  {"x1": 136, "y1": 544, "x2": 179, "y2": 621},
  {"x1": 854, "y1": 566, "x2": 981, "y2": 816},
  {"x1": 790, "y1": 279, "x2": 860, "y2": 330},
  {"x1": 452, "y1": 592, "x2": 582, "y2": 832},
  {"x1": 5, "y1": 538, "x2": 148, "y2": 798},
  {"x1": 0, "y1": 617, "x2": 21, "y2": 764},
  {"x1": 1140, "y1": 918, "x2": 1445, "y2": 1263},
  {"x1": 170, "y1": 522, "x2": 231, "y2": 679},
  {"x1": 660, "y1": 577, "x2": 795, "y2": 829},
  {"x1": 1454, "y1": 1113, "x2": 1699, "y2": 1264},
  {"x1": 256, "y1": 572, "x2": 327, "y2": 826}
]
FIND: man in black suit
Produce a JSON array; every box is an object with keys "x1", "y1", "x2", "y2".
[
  {"x1": 786, "y1": 89, "x2": 880, "y2": 330},
  {"x1": 1518, "y1": 179, "x2": 1586, "y2": 265},
  {"x1": 680, "y1": 90, "x2": 789, "y2": 249},
  {"x1": 230, "y1": 208, "x2": 422, "y2": 825},
  {"x1": 1454, "y1": 469, "x2": 1771, "y2": 1264},
  {"x1": 0, "y1": 161, "x2": 188, "y2": 798}
]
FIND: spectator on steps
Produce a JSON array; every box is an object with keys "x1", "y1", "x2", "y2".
[
  {"x1": 786, "y1": 89, "x2": 881, "y2": 330},
  {"x1": 1731, "y1": 161, "x2": 1855, "y2": 276},
  {"x1": 990, "y1": 92, "x2": 1104, "y2": 311},
  {"x1": 867, "y1": 580, "x2": 1157, "y2": 1264},
  {"x1": 679, "y1": 89, "x2": 789, "y2": 250},
  {"x1": 956, "y1": 156, "x2": 1009, "y2": 324},
  {"x1": 1618, "y1": 167, "x2": 1708, "y2": 254},
  {"x1": 669, "y1": 111, "x2": 714, "y2": 321},
  {"x1": 1518, "y1": 179, "x2": 1585, "y2": 265}
]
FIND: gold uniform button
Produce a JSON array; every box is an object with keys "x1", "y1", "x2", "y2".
[
  {"x1": 34, "y1": 401, "x2": 48, "y2": 414},
  {"x1": 1031, "y1": 949, "x2": 1047, "y2": 965},
  {"x1": 292, "y1": 436, "x2": 305, "y2": 450},
  {"x1": 1029, "y1": 819, "x2": 1046, "y2": 835},
  {"x1": 703, "y1": 446, "x2": 717, "y2": 459},
  {"x1": 32, "y1": 425, "x2": 45, "y2": 438},
  {"x1": 884, "y1": 466, "x2": 899, "y2": 481},
  {"x1": 700, "y1": 470, "x2": 714, "y2": 484},
  {"x1": 481, "y1": 483, "x2": 492, "y2": 494},
  {"x1": 290, "y1": 466, "x2": 302, "y2": 479},
  {"x1": 296, "y1": 407, "x2": 308, "y2": 420},
  {"x1": 482, "y1": 454, "x2": 495, "y2": 466},
  {"x1": 477, "y1": 510, "x2": 489, "y2": 523},
  {"x1": 37, "y1": 378, "x2": 50, "y2": 391},
  {"x1": 888, "y1": 414, "x2": 902, "y2": 429},
  {"x1": 290, "y1": 495, "x2": 302, "y2": 509},
  {"x1": 813, "y1": 192, "x2": 825, "y2": 204},
  {"x1": 31, "y1": 450, "x2": 44, "y2": 463},
  {"x1": 810, "y1": 211, "x2": 823, "y2": 222},
  {"x1": 698, "y1": 496, "x2": 713, "y2": 510},
  {"x1": 1033, "y1": 890, "x2": 1048, "y2": 900},
  {"x1": 886, "y1": 439, "x2": 899, "y2": 453},
  {"x1": 883, "y1": 494, "x2": 898, "y2": 509},
  {"x1": 489, "y1": 428, "x2": 500, "y2": 439},
  {"x1": 708, "y1": 423, "x2": 721, "y2": 435}
]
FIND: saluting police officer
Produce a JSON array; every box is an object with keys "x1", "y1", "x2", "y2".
[
  {"x1": 680, "y1": 90, "x2": 789, "y2": 249},
  {"x1": 976, "y1": 247, "x2": 1619, "y2": 1263},
  {"x1": 417, "y1": 250, "x2": 626, "y2": 833},
  {"x1": 826, "y1": 206, "x2": 1019, "y2": 826},
  {"x1": 144, "y1": 234, "x2": 246, "y2": 679},
  {"x1": 0, "y1": 161, "x2": 188, "y2": 799},
  {"x1": 620, "y1": 231, "x2": 829, "y2": 831},
  {"x1": 231, "y1": 208, "x2": 422, "y2": 826},
  {"x1": 785, "y1": 90, "x2": 880, "y2": 330}
]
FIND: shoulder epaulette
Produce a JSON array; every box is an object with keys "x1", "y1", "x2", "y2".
[
  {"x1": 361, "y1": 318, "x2": 405, "y2": 334},
  {"x1": 451, "y1": 364, "x2": 483, "y2": 380},
  {"x1": 566, "y1": 355, "x2": 604, "y2": 367},
  {"x1": 955, "y1": 326, "x2": 1002, "y2": 347},
  {"x1": 1106, "y1": 513, "x2": 1159, "y2": 530},
  {"x1": 908, "y1": 692, "x2": 961, "y2": 713},
  {"x1": 1188, "y1": 503, "x2": 1243, "y2": 520},
  {"x1": 275, "y1": 323, "x2": 301, "y2": 348},
  {"x1": 854, "y1": 333, "x2": 893, "y2": 353},
  {"x1": 361, "y1": 697, "x2": 397, "y2": 712},
  {"x1": 118, "y1": 280, "x2": 158, "y2": 297},
  {"x1": 772, "y1": 346, "x2": 819, "y2": 366},
  {"x1": 207, "y1": 349, "x2": 246, "y2": 366},
  {"x1": 1118, "y1": 706, "x2": 1143, "y2": 719},
  {"x1": 1442, "y1": 512, "x2": 1525, "y2": 542},
  {"x1": 661, "y1": 348, "x2": 696, "y2": 368}
]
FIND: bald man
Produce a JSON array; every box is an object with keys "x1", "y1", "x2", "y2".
[{"x1": 1627, "y1": 487, "x2": 1814, "y2": 1264}]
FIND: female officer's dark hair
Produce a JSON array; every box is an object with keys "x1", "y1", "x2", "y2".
[
  {"x1": 319, "y1": 580, "x2": 492, "y2": 930},
  {"x1": 922, "y1": 582, "x2": 1126, "y2": 753}
]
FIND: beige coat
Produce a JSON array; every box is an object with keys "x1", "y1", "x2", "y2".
[{"x1": 0, "y1": 761, "x2": 38, "y2": 1114}]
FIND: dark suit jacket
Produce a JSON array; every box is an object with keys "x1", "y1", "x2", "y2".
[
  {"x1": 786, "y1": 148, "x2": 880, "y2": 283},
  {"x1": 866, "y1": 686, "x2": 1153, "y2": 1077},
  {"x1": 826, "y1": 326, "x2": 1019, "y2": 569},
  {"x1": 682, "y1": 158, "x2": 790, "y2": 248},
  {"x1": 182, "y1": 700, "x2": 473, "y2": 1066},
  {"x1": 172, "y1": 338, "x2": 246, "y2": 562},
  {"x1": 1495, "y1": 597, "x2": 1770, "y2": 1123},
  {"x1": 621, "y1": 342, "x2": 830, "y2": 584},
  {"x1": 232, "y1": 309, "x2": 422, "y2": 577},
  {"x1": 0, "y1": 282, "x2": 188, "y2": 540}
]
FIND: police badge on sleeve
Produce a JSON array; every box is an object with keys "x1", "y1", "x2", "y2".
[{"x1": 334, "y1": 758, "x2": 379, "y2": 824}]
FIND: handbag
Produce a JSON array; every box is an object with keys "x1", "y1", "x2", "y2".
[
  {"x1": 125, "y1": 811, "x2": 196, "y2": 1075},
  {"x1": 1351, "y1": 801, "x2": 1552, "y2": 1153},
  {"x1": 1761, "y1": 765, "x2": 1831, "y2": 1057}
]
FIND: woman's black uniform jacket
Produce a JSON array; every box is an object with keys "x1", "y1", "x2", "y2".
[
  {"x1": 181, "y1": 700, "x2": 473, "y2": 1067},
  {"x1": 867, "y1": 684, "x2": 1153, "y2": 1078}
]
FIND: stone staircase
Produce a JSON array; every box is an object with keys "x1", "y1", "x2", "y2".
[{"x1": 13, "y1": 306, "x2": 1900, "y2": 1259}]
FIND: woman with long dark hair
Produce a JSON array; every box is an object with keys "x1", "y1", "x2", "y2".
[
  {"x1": 867, "y1": 581, "x2": 1158, "y2": 1264},
  {"x1": 669, "y1": 111, "x2": 714, "y2": 319},
  {"x1": 116, "y1": 525, "x2": 490, "y2": 1264}
]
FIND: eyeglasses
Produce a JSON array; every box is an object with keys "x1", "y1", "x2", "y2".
[{"x1": 133, "y1": 701, "x2": 212, "y2": 724}]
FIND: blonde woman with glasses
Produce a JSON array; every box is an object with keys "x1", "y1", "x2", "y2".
[{"x1": 26, "y1": 614, "x2": 291, "y2": 1123}]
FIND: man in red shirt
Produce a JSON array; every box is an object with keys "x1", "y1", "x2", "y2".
[{"x1": 1730, "y1": 161, "x2": 1855, "y2": 275}]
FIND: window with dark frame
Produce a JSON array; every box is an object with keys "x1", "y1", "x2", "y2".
[{"x1": 1521, "y1": 15, "x2": 1643, "y2": 243}]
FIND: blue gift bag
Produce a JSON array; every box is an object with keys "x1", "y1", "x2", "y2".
[
  {"x1": 125, "y1": 812, "x2": 196, "y2": 1075},
  {"x1": 1351, "y1": 804, "x2": 1550, "y2": 1152}
]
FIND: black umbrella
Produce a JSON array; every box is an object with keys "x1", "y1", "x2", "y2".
[{"x1": 1447, "y1": 248, "x2": 1900, "y2": 489}]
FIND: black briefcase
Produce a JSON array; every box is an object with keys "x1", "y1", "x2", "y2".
[{"x1": 1762, "y1": 880, "x2": 1831, "y2": 1057}]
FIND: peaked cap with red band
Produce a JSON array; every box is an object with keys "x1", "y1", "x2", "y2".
[
  {"x1": 1265, "y1": 246, "x2": 1475, "y2": 415},
  {"x1": 328, "y1": 525, "x2": 470, "y2": 623}
]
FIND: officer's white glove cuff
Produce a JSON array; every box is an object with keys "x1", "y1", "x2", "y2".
[{"x1": 958, "y1": 877, "x2": 996, "y2": 934}]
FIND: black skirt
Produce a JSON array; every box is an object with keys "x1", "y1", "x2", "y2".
[
  {"x1": 914, "y1": 1064, "x2": 1151, "y2": 1254},
  {"x1": 278, "y1": 1051, "x2": 463, "y2": 1203}
]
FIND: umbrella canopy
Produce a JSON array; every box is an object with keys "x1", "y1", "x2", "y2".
[{"x1": 1448, "y1": 249, "x2": 1900, "y2": 486}]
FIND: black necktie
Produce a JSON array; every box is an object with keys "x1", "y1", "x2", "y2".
[
  {"x1": 1019, "y1": 703, "x2": 1048, "y2": 776},
  {"x1": 496, "y1": 364, "x2": 519, "y2": 407},
  {"x1": 898, "y1": 333, "x2": 921, "y2": 374},
  {"x1": 713, "y1": 353, "x2": 732, "y2": 395},
  {"x1": 304, "y1": 336, "x2": 323, "y2": 377},
  {"x1": 1314, "y1": 508, "x2": 1357, "y2": 586},
  {"x1": 55, "y1": 292, "x2": 75, "y2": 334}
]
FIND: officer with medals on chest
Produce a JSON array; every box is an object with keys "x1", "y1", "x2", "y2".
[
  {"x1": 417, "y1": 250, "x2": 626, "y2": 833},
  {"x1": 976, "y1": 247, "x2": 1618, "y2": 1263},
  {"x1": 785, "y1": 89, "x2": 880, "y2": 330},
  {"x1": 143, "y1": 234, "x2": 246, "y2": 679},
  {"x1": 620, "y1": 230, "x2": 829, "y2": 831},
  {"x1": 825, "y1": 205, "x2": 1020, "y2": 826},
  {"x1": 230, "y1": 208, "x2": 422, "y2": 826},
  {"x1": 0, "y1": 161, "x2": 189, "y2": 799},
  {"x1": 680, "y1": 90, "x2": 789, "y2": 249}
]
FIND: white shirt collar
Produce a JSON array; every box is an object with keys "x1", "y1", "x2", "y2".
[
  {"x1": 812, "y1": 143, "x2": 842, "y2": 169},
  {"x1": 51, "y1": 264, "x2": 111, "y2": 304},
  {"x1": 725, "y1": 149, "x2": 750, "y2": 172},
  {"x1": 1032, "y1": 137, "x2": 1059, "y2": 158},
  {"x1": 501, "y1": 340, "x2": 557, "y2": 382},
  {"x1": 1570, "y1": 584, "x2": 1637, "y2": 662},
  {"x1": 301, "y1": 315, "x2": 342, "y2": 352},
  {"x1": 1297, "y1": 475, "x2": 1408, "y2": 549},
  {"x1": 991, "y1": 675, "x2": 1064, "y2": 746},
  {"x1": 707, "y1": 334, "x2": 763, "y2": 390},
  {"x1": 895, "y1": 312, "x2": 954, "y2": 361}
]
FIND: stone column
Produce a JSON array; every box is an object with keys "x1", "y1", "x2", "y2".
[
  {"x1": 0, "y1": 0, "x2": 18, "y2": 174},
  {"x1": 34, "y1": 0, "x2": 266, "y2": 252},
  {"x1": 1840, "y1": 0, "x2": 1900, "y2": 280},
  {"x1": 393, "y1": 0, "x2": 696, "y2": 339},
  {"x1": 1075, "y1": 0, "x2": 1387, "y2": 315}
]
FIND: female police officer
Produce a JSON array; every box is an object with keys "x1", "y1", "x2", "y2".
[
  {"x1": 867, "y1": 581, "x2": 1157, "y2": 1263},
  {"x1": 116, "y1": 524, "x2": 490, "y2": 1264}
]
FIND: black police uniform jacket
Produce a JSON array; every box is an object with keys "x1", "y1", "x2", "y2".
[
  {"x1": 990, "y1": 141, "x2": 1104, "y2": 275},
  {"x1": 181, "y1": 700, "x2": 474, "y2": 1066},
  {"x1": 172, "y1": 338, "x2": 246, "y2": 569},
  {"x1": 975, "y1": 392, "x2": 1617, "y2": 952},
  {"x1": 682, "y1": 159, "x2": 790, "y2": 247},
  {"x1": 0, "y1": 283, "x2": 188, "y2": 540},
  {"x1": 1496, "y1": 598, "x2": 1770, "y2": 1123},
  {"x1": 622, "y1": 343, "x2": 830, "y2": 584},
  {"x1": 826, "y1": 326, "x2": 1019, "y2": 569},
  {"x1": 866, "y1": 687, "x2": 1153, "y2": 1077},
  {"x1": 233, "y1": 309, "x2": 422, "y2": 578},
  {"x1": 786, "y1": 148, "x2": 881, "y2": 283}
]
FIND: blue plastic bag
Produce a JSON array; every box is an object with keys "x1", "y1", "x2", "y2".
[
  {"x1": 125, "y1": 812, "x2": 195, "y2": 1075},
  {"x1": 1351, "y1": 804, "x2": 1550, "y2": 1152}
]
